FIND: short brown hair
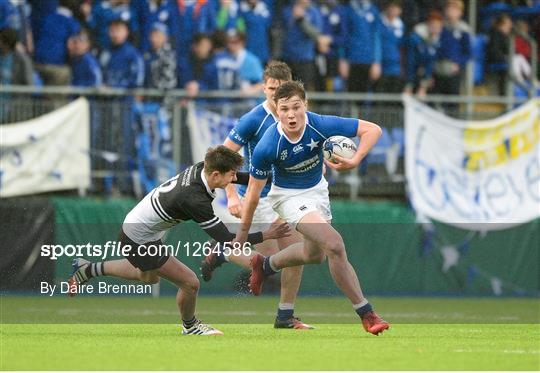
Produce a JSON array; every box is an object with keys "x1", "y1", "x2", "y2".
[
  {"x1": 204, "y1": 146, "x2": 244, "y2": 174},
  {"x1": 263, "y1": 61, "x2": 292, "y2": 83},
  {"x1": 273, "y1": 81, "x2": 306, "y2": 104},
  {"x1": 427, "y1": 10, "x2": 444, "y2": 22},
  {"x1": 384, "y1": 0, "x2": 402, "y2": 9}
]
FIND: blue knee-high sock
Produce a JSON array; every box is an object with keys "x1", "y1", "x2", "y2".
[{"x1": 263, "y1": 256, "x2": 278, "y2": 277}]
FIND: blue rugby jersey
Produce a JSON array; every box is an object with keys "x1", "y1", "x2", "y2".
[
  {"x1": 227, "y1": 101, "x2": 278, "y2": 197},
  {"x1": 250, "y1": 112, "x2": 358, "y2": 189}
]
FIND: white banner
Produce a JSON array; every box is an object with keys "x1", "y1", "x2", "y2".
[
  {"x1": 186, "y1": 104, "x2": 240, "y2": 224},
  {"x1": 405, "y1": 97, "x2": 540, "y2": 230},
  {"x1": 0, "y1": 98, "x2": 91, "y2": 197},
  {"x1": 186, "y1": 103, "x2": 237, "y2": 162}
]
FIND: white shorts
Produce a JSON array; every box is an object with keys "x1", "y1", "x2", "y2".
[
  {"x1": 267, "y1": 177, "x2": 332, "y2": 227},
  {"x1": 240, "y1": 195, "x2": 279, "y2": 231}
]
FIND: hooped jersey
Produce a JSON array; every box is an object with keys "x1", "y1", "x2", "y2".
[{"x1": 123, "y1": 162, "x2": 263, "y2": 245}]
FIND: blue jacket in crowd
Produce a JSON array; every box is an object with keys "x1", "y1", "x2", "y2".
[
  {"x1": 343, "y1": 0, "x2": 381, "y2": 65},
  {"x1": 406, "y1": 23, "x2": 440, "y2": 88},
  {"x1": 199, "y1": 51, "x2": 231, "y2": 91},
  {"x1": 438, "y1": 21, "x2": 472, "y2": 68},
  {"x1": 173, "y1": 0, "x2": 216, "y2": 86},
  {"x1": 174, "y1": 1, "x2": 216, "y2": 54},
  {"x1": 134, "y1": 0, "x2": 178, "y2": 52},
  {"x1": 34, "y1": 7, "x2": 80, "y2": 65},
  {"x1": 200, "y1": 49, "x2": 262, "y2": 91},
  {"x1": 89, "y1": 1, "x2": 139, "y2": 50},
  {"x1": 71, "y1": 52, "x2": 102, "y2": 87},
  {"x1": 27, "y1": 0, "x2": 57, "y2": 41},
  {"x1": 281, "y1": 4, "x2": 323, "y2": 62},
  {"x1": 100, "y1": 42, "x2": 144, "y2": 88},
  {"x1": 0, "y1": 1, "x2": 21, "y2": 31},
  {"x1": 177, "y1": 54, "x2": 196, "y2": 87},
  {"x1": 216, "y1": 0, "x2": 245, "y2": 32},
  {"x1": 379, "y1": 15, "x2": 405, "y2": 77},
  {"x1": 320, "y1": 3, "x2": 347, "y2": 59},
  {"x1": 240, "y1": 0, "x2": 272, "y2": 64}
]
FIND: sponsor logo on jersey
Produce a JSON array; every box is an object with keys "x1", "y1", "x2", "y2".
[
  {"x1": 292, "y1": 144, "x2": 304, "y2": 154},
  {"x1": 181, "y1": 166, "x2": 195, "y2": 186},
  {"x1": 284, "y1": 154, "x2": 320, "y2": 173}
]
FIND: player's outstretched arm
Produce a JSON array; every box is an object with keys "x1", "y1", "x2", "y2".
[
  {"x1": 235, "y1": 176, "x2": 267, "y2": 245},
  {"x1": 262, "y1": 221, "x2": 290, "y2": 241},
  {"x1": 203, "y1": 218, "x2": 288, "y2": 246},
  {"x1": 325, "y1": 119, "x2": 382, "y2": 171},
  {"x1": 204, "y1": 221, "x2": 262, "y2": 245}
]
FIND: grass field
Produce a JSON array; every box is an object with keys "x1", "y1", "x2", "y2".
[{"x1": 1, "y1": 296, "x2": 539, "y2": 370}]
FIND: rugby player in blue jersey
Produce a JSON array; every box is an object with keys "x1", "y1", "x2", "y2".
[
  {"x1": 201, "y1": 61, "x2": 312, "y2": 329},
  {"x1": 236, "y1": 81, "x2": 390, "y2": 335}
]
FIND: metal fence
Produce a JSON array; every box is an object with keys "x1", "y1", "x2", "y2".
[{"x1": 0, "y1": 85, "x2": 530, "y2": 198}]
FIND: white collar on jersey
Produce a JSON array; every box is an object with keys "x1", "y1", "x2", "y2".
[
  {"x1": 200, "y1": 168, "x2": 216, "y2": 198},
  {"x1": 57, "y1": 6, "x2": 73, "y2": 17},
  {"x1": 262, "y1": 100, "x2": 278, "y2": 122},
  {"x1": 276, "y1": 113, "x2": 309, "y2": 144}
]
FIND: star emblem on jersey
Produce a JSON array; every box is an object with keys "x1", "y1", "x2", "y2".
[{"x1": 307, "y1": 139, "x2": 319, "y2": 151}]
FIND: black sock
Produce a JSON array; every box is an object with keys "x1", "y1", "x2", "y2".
[
  {"x1": 355, "y1": 303, "x2": 373, "y2": 319},
  {"x1": 84, "y1": 262, "x2": 104, "y2": 280},
  {"x1": 215, "y1": 245, "x2": 227, "y2": 265},
  {"x1": 277, "y1": 307, "x2": 294, "y2": 320},
  {"x1": 183, "y1": 316, "x2": 198, "y2": 329}
]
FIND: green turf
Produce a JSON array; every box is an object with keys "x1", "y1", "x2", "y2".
[{"x1": 1, "y1": 296, "x2": 539, "y2": 370}]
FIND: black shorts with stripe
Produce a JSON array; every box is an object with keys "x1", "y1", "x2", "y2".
[{"x1": 119, "y1": 230, "x2": 170, "y2": 271}]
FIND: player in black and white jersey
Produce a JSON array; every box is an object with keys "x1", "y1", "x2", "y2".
[{"x1": 68, "y1": 146, "x2": 289, "y2": 336}]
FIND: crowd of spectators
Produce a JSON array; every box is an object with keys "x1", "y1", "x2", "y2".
[{"x1": 0, "y1": 0, "x2": 539, "y2": 97}]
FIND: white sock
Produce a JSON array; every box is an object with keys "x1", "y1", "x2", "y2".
[
  {"x1": 278, "y1": 303, "x2": 295, "y2": 310},
  {"x1": 352, "y1": 298, "x2": 369, "y2": 310},
  {"x1": 269, "y1": 256, "x2": 281, "y2": 272}
]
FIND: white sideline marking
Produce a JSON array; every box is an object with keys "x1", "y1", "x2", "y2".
[
  {"x1": 16, "y1": 307, "x2": 525, "y2": 321},
  {"x1": 454, "y1": 349, "x2": 539, "y2": 355}
]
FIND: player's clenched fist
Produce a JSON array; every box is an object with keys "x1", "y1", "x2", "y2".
[{"x1": 227, "y1": 194, "x2": 243, "y2": 218}]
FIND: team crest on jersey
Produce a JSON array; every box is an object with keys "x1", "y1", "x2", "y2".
[
  {"x1": 307, "y1": 138, "x2": 319, "y2": 151},
  {"x1": 280, "y1": 149, "x2": 288, "y2": 160},
  {"x1": 293, "y1": 144, "x2": 304, "y2": 154}
]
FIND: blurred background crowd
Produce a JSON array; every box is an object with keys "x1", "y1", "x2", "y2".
[
  {"x1": 1, "y1": 2, "x2": 539, "y2": 301},
  {"x1": 1, "y1": 0, "x2": 539, "y2": 98}
]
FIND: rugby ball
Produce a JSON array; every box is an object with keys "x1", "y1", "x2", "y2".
[{"x1": 323, "y1": 136, "x2": 357, "y2": 162}]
